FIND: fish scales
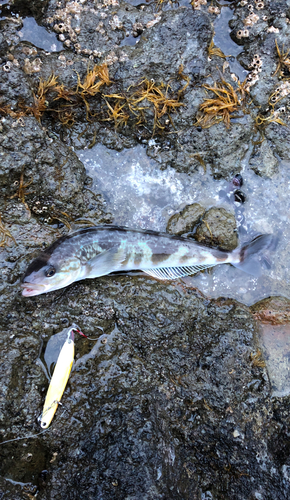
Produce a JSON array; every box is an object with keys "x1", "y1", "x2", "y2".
[{"x1": 21, "y1": 225, "x2": 275, "y2": 296}]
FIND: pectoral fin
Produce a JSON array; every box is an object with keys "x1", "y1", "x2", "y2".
[{"x1": 84, "y1": 246, "x2": 127, "y2": 279}]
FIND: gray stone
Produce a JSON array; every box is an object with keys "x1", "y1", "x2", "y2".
[
  {"x1": 195, "y1": 207, "x2": 238, "y2": 251},
  {"x1": 166, "y1": 203, "x2": 205, "y2": 235},
  {"x1": 249, "y1": 140, "x2": 279, "y2": 178}
]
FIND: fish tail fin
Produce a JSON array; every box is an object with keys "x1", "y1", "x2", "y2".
[{"x1": 231, "y1": 234, "x2": 277, "y2": 277}]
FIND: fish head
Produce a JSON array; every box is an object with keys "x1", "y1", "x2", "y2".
[{"x1": 21, "y1": 253, "x2": 81, "y2": 296}]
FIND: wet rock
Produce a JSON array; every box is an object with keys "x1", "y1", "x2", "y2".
[
  {"x1": 265, "y1": 122, "x2": 290, "y2": 161},
  {"x1": 0, "y1": 116, "x2": 111, "y2": 222},
  {"x1": 252, "y1": 297, "x2": 290, "y2": 398},
  {"x1": 1, "y1": 1, "x2": 290, "y2": 499},
  {"x1": 9, "y1": 0, "x2": 50, "y2": 21},
  {"x1": 0, "y1": 32, "x2": 8, "y2": 57},
  {"x1": 250, "y1": 296, "x2": 290, "y2": 324},
  {"x1": 249, "y1": 140, "x2": 279, "y2": 178},
  {"x1": 0, "y1": 18, "x2": 22, "y2": 49},
  {"x1": 166, "y1": 203, "x2": 205, "y2": 235},
  {"x1": 195, "y1": 207, "x2": 238, "y2": 251},
  {"x1": 0, "y1": 278, "x2": 282, "y2": 499},
  {"x1": 0, "y1": 114, "x2": 111, "y2": 296}
]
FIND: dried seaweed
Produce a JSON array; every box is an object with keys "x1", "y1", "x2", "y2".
[
  {"x1": 273, "y1": 39, "x2": 290, "y2": 79},
  {"x1": 1, "y1": 63, "x2": 189, "y2": 136},
  {"x1": 255, "y1": 110, "x2": 286, "y2": 128},
  {"x1": 10, "y1": 171, "x2": 34, "y2": 216},
  {"x1": 176, "y1": 64, "x2": 190, "y2": 94},
  {"x1": 103, "y1": 96, "x2": 130, "y2": 129},
  {"x1": 207, "y1": 36, "x2": 229, "y2": 59},
  {"x1": 250, "y1": 349, "x2": 266, "y2": 368},
  {"x1": 0, "y1": 214, "x2": 16, "y2": 247},
  {"x1": 195, "y1": 79, "x2": 243, "y2": 129},
  {"x1": 129, "y1": 78, "x2": 184, "y2": 133}
]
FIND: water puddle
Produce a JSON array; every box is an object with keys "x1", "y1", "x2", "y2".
[
  {"x1": 120, "y1": 33, "x2": 141, "y2": 47},
  {"x1": 76, "y1": 143, "x2": 290, "y2": 306},
  {"x1": 214, "y1": 6, "x2": 248, "y2": 82},
  {"x1": 17, "y1": 17, "x2": 63, "y2": 52}
]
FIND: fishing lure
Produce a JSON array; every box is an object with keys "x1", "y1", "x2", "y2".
[{"x1": 38, "y1": 326, "x2": 79, "y2": 429}]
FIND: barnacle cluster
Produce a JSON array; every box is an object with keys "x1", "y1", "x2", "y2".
[
  {"x1": 30, "y1": 197, "x2": 73, "y2": 228},
  {"x1": 191, "y1": 0, "x2": 207, "y2": 10},
  {"x1": 269, "y1": 81, "x2": 290, "y2": 106},
  {"x1": 236, "y1": 0, "x2": 265, "y2": 40},
  {"x1": 244, "y1": 53, "x2": 262, "y2": 90},
  {"x1": 45, "y1": 0, "x2": 161, "y2": 60},
  {"x1": 207, "y1": 6, "x2": 220, "y2": 15},
  {"x1": 243, "y1": 12, "x2": 259, "y2": 27},
  {"x1": 236, "y1": 29, "x2": 249, "y2": 39}
]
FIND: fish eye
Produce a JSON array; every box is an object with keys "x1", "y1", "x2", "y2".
[{"x1": 45, "y1": 266, "x2": 56, "y2": 278}]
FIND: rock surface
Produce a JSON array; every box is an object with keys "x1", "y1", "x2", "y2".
[
  {"x1": 251, "y1": 296, "x2": 290, "y2": 324},
  {"x1": 166, "y1": 203, "x2": 205, "y2": 236},
  {"x1": 195, "y1": 207, "x2": 238, "y2": 251},
  {"x1": 0, "y1": 0, "x2": 290, "y2": 499}
]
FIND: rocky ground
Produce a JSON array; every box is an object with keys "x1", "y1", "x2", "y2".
[{"x1": 1, "y1": 0, "x2": 290, "y2": 498}]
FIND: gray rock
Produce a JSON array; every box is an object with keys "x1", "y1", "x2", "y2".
[
  {"x1": 0, "y1": 32, "x2": 8, "y2": 57},
  {"x1": 1, "y1": 1, "x2": 290, "y2": 499},
  {"x1": 195, "y1": 207, "x2": 238, "y2": 251},
  {"x1": 249, "y1": 140, "x2": 279, "y2": 178},
  {"x1": 0, "y1": 278, "x2": 283, "y2": 499},
  {"x1": 166, "y1": 203, "x2": 205, "y2": 235}
]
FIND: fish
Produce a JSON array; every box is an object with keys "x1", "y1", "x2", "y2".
[
  {"x1": 38, "y1": 327, "x2": 75, "y2": 428},
  {"x1": 21, "y1": 225, "x2": 275, "y2": 297}
]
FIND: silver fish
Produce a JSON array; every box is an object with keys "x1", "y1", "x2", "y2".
[{"x1": 21, "y1": 225, "x2": 274, "y2": 297}]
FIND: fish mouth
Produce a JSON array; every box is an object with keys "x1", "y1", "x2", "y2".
[{"x1": 21, "y1": 283, "x2": 46, "y2": 297}]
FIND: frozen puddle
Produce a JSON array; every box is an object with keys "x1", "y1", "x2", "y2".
[
  {"x1": 18, "y1": 17, "x2": 63, "y2": 52},
  {"x1": 214, "y1": 6, "x2": 248, "y2": 82},
  {"x1": 259, "y1": 323, "x2": 290, "y2": 397},
  {"x1": 76, "y1": 143, "x2": 290, "y2": 306}
]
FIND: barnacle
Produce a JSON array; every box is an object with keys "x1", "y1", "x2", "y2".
[{"x1": 195, "y1": 79, "x2": 244, "y2": 129}]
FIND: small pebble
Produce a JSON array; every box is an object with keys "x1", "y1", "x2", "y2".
[{"x1": 234, "y1": 190, "x2": 246, "y2": 203}]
